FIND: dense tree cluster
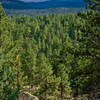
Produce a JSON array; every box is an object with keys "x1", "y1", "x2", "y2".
[{"x1": 0, "y1": 0, "x2": 100, "y2": 99}]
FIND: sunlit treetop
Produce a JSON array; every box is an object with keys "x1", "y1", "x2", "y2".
[{"x1": 0, "y1": 3, "x2": 5, "y2": 20}]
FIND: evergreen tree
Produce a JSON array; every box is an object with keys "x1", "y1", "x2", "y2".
[
  {"x1": 74, "y1": 0, "x2": 100, "y2": 95},
  {"x1": 22, "y1": 39, "x2": 36, "y2": 85},
  {"x1": 0, "y1": 3, "x2": 5, "y2": 21},
  {"x1": 56, "y1": 64, "x2": 71, "y2": 100},
  {"x1": 34, "y1": 53, "x2": 60, "y2": 100}
]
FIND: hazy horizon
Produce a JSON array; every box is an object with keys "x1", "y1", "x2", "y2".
[
  {"x1": 19, "y1": 0, "x2": 83, "y2": 2},
  {"x1": 20, "y1": 0, "x2": 49, "y2": 2}
]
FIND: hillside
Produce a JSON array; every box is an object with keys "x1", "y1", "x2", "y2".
[
  {"x1": 0, "y1": 1, "x2": 100, "y2": 100},
  {"x1": 0, "y1": 0, "x2": 85, "y2": 9},
  {"x1": 0, "y1": 0, "x2": 86, "y2": 16}
]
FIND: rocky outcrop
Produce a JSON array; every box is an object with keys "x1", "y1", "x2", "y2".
[{"x1": 18, "y1": 92, "x2": 39, "y2": 100}]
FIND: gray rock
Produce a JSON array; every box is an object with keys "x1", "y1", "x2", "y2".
[{"x1": 18, "y1": 92, "x2": 39, "y2": 100}]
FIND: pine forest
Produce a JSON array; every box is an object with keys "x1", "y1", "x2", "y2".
[{"x1": 0, "y1": 0, "x2": 100, "y2": 100}]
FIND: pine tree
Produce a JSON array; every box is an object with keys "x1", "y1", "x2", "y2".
[
  {"x1": 56, "y1": 64, "x2": 71, "y2": 100},
  {"x1": 34, "y1": 53, "x2": 60, "y2": 100},
  {"x1": 0, "y1": 3, "x2": 5, "y2": 21},
  {"x1": 0, "y1": 7, "x2": 17, "y2": 99},
  {"x1": 0, "y1": 49, "x2": 4, "y2": 99},
  {"x1": 22, "y1": 39, "x2": 36, "y2": 85},
  {"x1": 75, "y1": 0, "x2": 100, "y2": 95}
]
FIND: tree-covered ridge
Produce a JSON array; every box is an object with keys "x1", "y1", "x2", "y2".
[
  {"x1": 5, "y1": 8, "x2": 86, "y2": 16},
  {"x1": 0, "y1": 0, "x2": 85, "y2": 9},
  {"x1": 0, "y1": 0, "x2": 100, "y2": 99}
]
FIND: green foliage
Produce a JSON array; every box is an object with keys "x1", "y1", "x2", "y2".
[
  {"x1": 71, "y1": 0, "x2": 100, "y2": 96},
  {"x1": 33, "y1": 53, "x2": 60, "y2": 99},
  {"x1": 0, "y1": 3, "x2": 5, "y2": 20},
  {"x1": 0, "y1": 1, "x2": 100, "y2": 99}
]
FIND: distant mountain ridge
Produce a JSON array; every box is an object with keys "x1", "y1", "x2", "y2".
[{"x1": 0, "y1": 0, "x2": 85, "y2": 9}]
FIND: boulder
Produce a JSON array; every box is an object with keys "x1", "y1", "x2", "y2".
[{"x1": 18, "y1": 92, "x2": 39, "y2": 100}]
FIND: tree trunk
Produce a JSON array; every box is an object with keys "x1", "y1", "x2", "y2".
[
  {"x1": 60, "y1": 83, "x2": 63, "y2": 100},
  {"x1": 76, "y1": 88, "x2": 79, "y2": 97},
  {"x1": 44, "y1": 79, "x2": 47, "y2": 100},
  {"x1": 45, "y1": 92, "x2": 47, "y2": 100}
]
